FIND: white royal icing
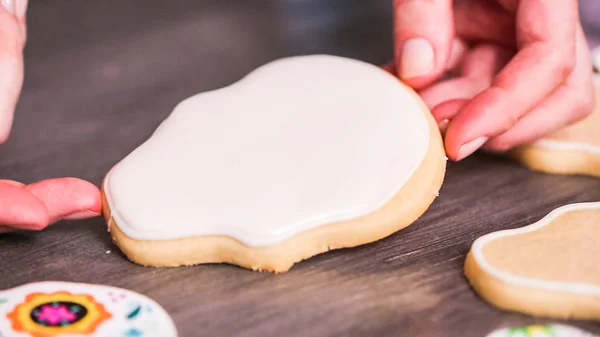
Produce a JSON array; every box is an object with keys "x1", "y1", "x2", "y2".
[
  {"x1": 533, "y1": 139, "x2": 600, "y2": 155},
  {"x1": 0, "y1": 281, "x2": 177, "y2": 337},
  {"x1": 472, "y1": 202, "x2": 600, "y2": 296},
  {"x1": 104, "y1": 55, "x2": 431, "y2": 246}
]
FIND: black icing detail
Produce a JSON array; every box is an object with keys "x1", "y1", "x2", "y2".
[{"x1": 30, "y1": 301, "x2": 88, "y2": 327}]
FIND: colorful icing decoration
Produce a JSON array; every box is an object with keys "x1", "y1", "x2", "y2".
[
  {"x1": 7, "y1": 292, "x2": 111, "y2": 336},
  {"x1": 486, "y1": 324, "x2": 598, "y2": 337},
  {"x1": 0, "y1": 281, "x2": 177, "y2": 337}
]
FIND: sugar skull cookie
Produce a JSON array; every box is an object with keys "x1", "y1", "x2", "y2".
[
  {"x1": 485, "y1": 324, "x2": 597, "y2": 337},
  {"x1": 465, "y1": 202, "x2": 600, "y2": 320},
  {"x1": 0, "y1": 281, "x2": 177, "y2": 336},
  {"x1": 101, "y1": 55, "x2": 446, "y2": 272}
]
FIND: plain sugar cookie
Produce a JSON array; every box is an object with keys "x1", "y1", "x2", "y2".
[
  {"x1": 0, "y1": 281, "x2": 177, "y2": 337},
  {"x1": 464, "y1": 202, "x2": 600, "y2": 320},
  {"x1": 102, "y1": 55, "x2": 446, "y2": 273},
  {"x1": 511, "y1": 74, "x2": 600, "y2": 177}
]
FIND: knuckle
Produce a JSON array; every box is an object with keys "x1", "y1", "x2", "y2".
[
  {"x1": 500, "y1": 113, "x2": 520, "y2": 134},
  {"x1": 548, "y1": 49, "x2": 576, "y2": 80}
]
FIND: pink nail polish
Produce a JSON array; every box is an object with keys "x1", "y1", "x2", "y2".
[
  {"x1": 457, "y1": 137, "x2": 488, "y2": 161},
  {"x1": 63, "y1": 210, "x2": 101, "y2": 220}
]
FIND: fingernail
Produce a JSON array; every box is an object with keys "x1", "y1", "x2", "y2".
[
  {"x1": 1, "y1": 0, "x2": 15, "y2": 14},
  {"x1": 63, "y1": 210, "x2": 101, "y2": 220},
  {"x1": 457, "y1": 137, "x2": 488, "y2": 161},
  {"x1": 16, "y1": 0, "x2": 27, "y2": 17},
  {"x1": 437, "y1": 119, "x2": 449, "y2": 134},
  {"x1": 400, "y1": 38, "x2": 435, "y2": 79}
]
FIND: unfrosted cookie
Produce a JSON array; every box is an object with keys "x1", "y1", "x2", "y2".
[
  {"x1": 101, "y1": 55, "x2": 446, "y2": 273},
  {"x1": 0, "y1": 281, "x2": 177, "y2": 337},
  {"x1": 464, "y1": 202, "x2": 600, "y2": 320},
  {"x1": 485, "y1": 324, "x2": 597, "y2": 337},
  {"x1": 511, "y1": 75, "x2": 600, "y2": 177}
]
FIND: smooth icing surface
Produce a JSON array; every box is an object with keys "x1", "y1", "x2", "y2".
[
  {"x1": 104, "y1": 55, "x2": 430, "y2": 246},
  {"x1": 486, "y1": 324, "x2": 597, "y2": 337},
  {"x1": 472, "y1": 202, "x2": 600, "y2": 296},
  {"x1": 0, "y1": 281, "x2": 177, "y2": 337}
]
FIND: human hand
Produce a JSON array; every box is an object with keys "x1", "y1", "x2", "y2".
[
  {"x1": 0, "y1": 179, "x2": 102, "y2": 233},
  {"x1": 389, "y1": 0, "x2": 595, "y2": 161},
  {"x1": 0, "y1": 1, "x2": 102, "y2": 232},
  {"x1": 1, "y1": 0, "x2": 27, "y2": 141}
]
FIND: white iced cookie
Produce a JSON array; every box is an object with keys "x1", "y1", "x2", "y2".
[
  {"x1": 511, "y1": 74, "x2": 600, "y2": 177},
  {"x1": 0, "y1": 281, "x2": 177, "y2": 337},
  {"x1": 485, "y1": 324, "x2": 597, "y2": 337},
  {"x1": 464, "y1": 202, "x2": 600, "y2": 321},
  {"x1": 102, "y1": 55, "x2": 446, "y2": 272}
]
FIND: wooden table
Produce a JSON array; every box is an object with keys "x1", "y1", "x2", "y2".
[{"x1": 1, "y1": 1, "x2": 599, "y2": 336}]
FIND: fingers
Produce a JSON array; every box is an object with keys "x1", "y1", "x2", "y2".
[
  {"x1": 0, "y1": 182, "x2": 48, "y2": 230},
  {"x1": 0, "y1": 178, "x2": 102, "y2": 232},
  {"x1": 0, "y1": 0, "x2": 27, "y2": 144},
  {"x1": 484, "y1": 25, "x2": 595, "y2": 151},
  {"x1": 419, "y1": 44, "x2": 513, "y2": 121},
  {"x1": 443, "y1": 0, "x2": 579, "y2": 161},
  {"x1": 393, "y1": 0, "x2": 454, "y2": 89},
  {"x1": 26, "y1": 178, "x2": 102, "y2": 223}
]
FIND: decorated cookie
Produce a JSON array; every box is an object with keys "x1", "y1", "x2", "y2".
[
  {"x1": 511, "y1": 74, "x2": 600, "y2": 177},
  {"x1": 0, "y1": 281, "x2": 177, "y2": 337},
  {"x1": 464, "y1": 202, "x2": 600, "y2": 320},
  {"x1": 485, "y1": 324, "x2": 597, "y2": 337},
  {"x1": 101, "y1": 54, "x2": 446, "y2": 273}
]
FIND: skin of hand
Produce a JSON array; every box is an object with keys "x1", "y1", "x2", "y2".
[
  {"x1": 388, "y1": 0, "x2": 595, "y2": 161},
  {"x1": 0, "y1": 1, "x2": 102, "y2": 232}
]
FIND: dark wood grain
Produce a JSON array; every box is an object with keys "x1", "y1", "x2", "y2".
[{"x1": 1, "y1": 1, "x2": 599, "y2": 336}]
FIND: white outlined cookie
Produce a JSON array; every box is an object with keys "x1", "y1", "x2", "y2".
[
  {"x1": 465, "y1": 202, "x2": 600, "y2": 320},
  {"x1": 0, "y1": 281, "x2": 177, "y2": 337},
  {"x1": 101, "y1": 55, "x2": 446, "y2": 272},
  {"x1": 511, "y1": 74, "x2": 600, "y2": 177}
]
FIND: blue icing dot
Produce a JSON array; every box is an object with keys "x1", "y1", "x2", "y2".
[{"x1": 124, "y1": 328, "x2": 144, "y2": 337}]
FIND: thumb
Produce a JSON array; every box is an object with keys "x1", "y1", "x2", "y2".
[
  {"x1": 394, "y1": 0, "x2": 454, "y2": 89},
  {"x1": 0, "y1": 0, "x2": 27, "y2": 144}
]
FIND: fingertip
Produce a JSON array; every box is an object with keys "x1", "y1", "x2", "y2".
[{"x1": 26, "y1": 178, "x2": 102, "y2": 222}]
